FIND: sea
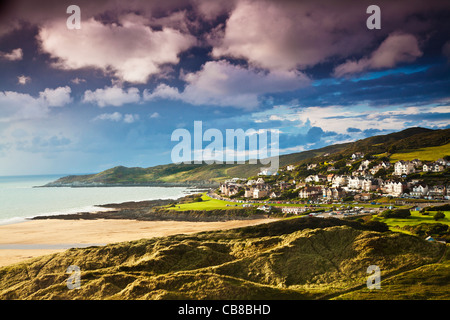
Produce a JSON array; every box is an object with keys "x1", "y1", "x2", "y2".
[{"x1": 0, "y1": 174, "x2": 195, "y2": 225}]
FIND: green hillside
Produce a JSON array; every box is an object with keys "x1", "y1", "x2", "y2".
[
  {"x1": 45, "y1": 127, "x2": 450, "y2": 186},
  {"x1": 0, "y1": 217, "x2": 446, "y2": 300},
  {"x1": 389, "y1": 143, "x2": 450, "y2": 162}
]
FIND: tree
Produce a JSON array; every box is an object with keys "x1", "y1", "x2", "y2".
[
  {"x1": 434, "y1": 211, "x2": 445, "y2": 221},
  {"x1": 374, "y1": 168, "x2": 386, "y2": 178}
]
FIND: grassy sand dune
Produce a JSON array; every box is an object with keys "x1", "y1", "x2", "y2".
[{"x1": 0, "y1": 217, "x2": 447, "y2": 300}]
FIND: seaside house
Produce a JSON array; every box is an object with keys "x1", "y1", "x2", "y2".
[
  {"x1": 244, "y1": 187, "x2": 254, "y2": 198},
  {"x1": 428, "y1": 185, "x2": 446, "y2": 199},
  {"x1": 423, "y1": 162, "x2": 444, "y2": 173},
  {"x1": 383, "y1": 181, "x2": 405, "y2": 196},
  {"x1": 358, "y1": 160, "x2": 371, "y2": 171},
  {"x1": 281, "y1": 207, "x2": 306, "y2": 215},
  {"x1": 270, "y1": 191, "x2": 281, "y2": 199},
  {"x1": 354, "y1": 193, "x2": 372, "y2": 201},
  {"x1": 332, "y1": 175, "x2": 348, "y2": 187},
  {"x1": 253, "y1": 188, "x2": 269, "y2": 199},
  {"x1": 410, "y1": 184, "x2": 429, "y2": 198},
  {"x1": 348, "y1": 176, "x2": 364, "y2": 189},
  {"x1": 298, "y1": 186, "x2": 323, "y2": 199},
  {"x1": 256, "y1": 177, "x2": 266, "y2": 185},
  {"x1": 394, "y1": 161, "x2": 415, "y2": 176},
  {"x1": 351, "y1": 152, "x2": 364, "y2": 160},
  {"x1": 323, "y1": 187, "x2": 346, "y2": 200},
  {"x1": 305, "y1": 175, "x2": 326, "y2": 183}
]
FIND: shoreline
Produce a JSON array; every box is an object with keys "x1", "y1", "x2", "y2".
[
  {"x1": 0, "y1": 188, "x2": 203, "y2": 227},
  {"x1": 0, "y1": 193, "x2": 275, "y2": 267}
]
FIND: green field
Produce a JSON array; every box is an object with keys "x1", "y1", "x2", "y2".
[
  {"x1": 167, "y1": 193, "x2": 405, "y2": 212},
  {"x1": 389, "y1": 143, "x2": 450, "y2": 162},
  {"x1": 374, "y1": 210, "x2": 450, "y2": 233},
  {"x1": 166, "y1": 193, "x2": 241, "y2": 211}
]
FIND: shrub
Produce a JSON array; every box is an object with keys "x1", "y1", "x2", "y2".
[
  {"x1": 423, "y1": 204, "x2": 450, "y2": 212},
  {"x1": 434, "y1": 211, "x2": 445, "y2": 221},
  {"x1": 193, "y1": 197, "x2": 203, "y2": 202},
  {"x1": 381, "y1": 208, "x2": 411, "y2": 218},
  {"x1": 363, "y1": 220, "x2": 389, "y2": 232}
]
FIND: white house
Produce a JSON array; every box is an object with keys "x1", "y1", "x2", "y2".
[
  {"x1": 332, "y1": 175, "x2": 348, "y2": 187},
  {"x1": 281, "y1": 207, "x2": 306, "y2": 215},
  {"x1": 244, "y1": 187, "x2": 254, "y2": 198},
  {"x1": 258, "y1": 169, "x2": 276, "y2": 176},
  {"x1": 348, "y1": 176, "x2": 364, "y2": 189},
  {"x1": 305, "y1": 175, "x2": 326, "y2": 183},
  {"x1": 270, "y1": 191, "x2": 281, "y2": 199},
  {"x1": 436, "y1": 158, "x2": 450, "y2": 166},
  {"x1": 352, "y1": 152, "x2": 364, "y2": 160},
  {"x1": 428, "y1": 185, "x2": 446, "y2": 199},
  {"x1": 431, "y1": 163, "x2": 444, "y2": 172},
  {"x1": 361, "y1": 178, "x2": 381, "y2": 192},
  {"x1": 256, "y1": 177, "x2": 265, "y2": 184},
  {"x1": 358, "y1": 160, "x2": 371, "y2": 171},
  {"x1": 394, "y1": 161, "x2": 415, "y2": 176},
  {"x1": 253, "y1": 188, "x2": 269, "y2": 199},
  {"x1": 423, "y1": 162, "x2": 444, "y2": 172},
  {"x1": 383, "y1": 181, "x2": 404, "y2": 196},
  {"x1": 410, "y1": 184, "x2": 429, "y2": 198},
  {"x1": 370, "y1": 161, "x2": 391, "y2": 175}
]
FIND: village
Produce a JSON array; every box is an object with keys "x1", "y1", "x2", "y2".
[{"x1": 215, "y1": 152, "x2": 450, "y2": 215}]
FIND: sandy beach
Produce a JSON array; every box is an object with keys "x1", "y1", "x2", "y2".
[{"x1": 0, "y1": 218, "x2": 274, "y2": 267}]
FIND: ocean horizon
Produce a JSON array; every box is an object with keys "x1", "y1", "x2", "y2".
[{"x1": 0, "y1": 174, "x2": 193, "y2": 225}]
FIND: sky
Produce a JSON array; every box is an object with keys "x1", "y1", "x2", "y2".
[{"x1": 0, "y1": 0, "x2": 449, "y2": 176}]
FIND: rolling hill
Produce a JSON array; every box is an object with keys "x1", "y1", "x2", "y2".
[{"x1": 44, "y1": 127, "x2": 450, "y2": 187}]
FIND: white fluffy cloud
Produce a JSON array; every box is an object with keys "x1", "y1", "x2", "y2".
[
  {"x1": 17, "y1": 75, "x2": 31, "y2": 85},
  {"x1": 83, "y1": 86, "x2": 140, "y2": 107},
  {"x1": 0, "y1": 87, "x2": 72, "y2": 122},
  {"x1": 39, "y1": 86, "x2": 72, "y2": 107},
  {"x1": 0, "y1": 48, "x2": 23, "y2": 61},
  {"x1": 334, "y1": 33, "x2": 423, "y2": 77},
  {"x1": 93, "y1": 112, "x2": 140, "y2": 123},
  {"x1": 144, "y1": 60, "x2": 309, "y2": 108},
  {"x1": 38, "y1": 14, "x2": 196, "y2": 83}
]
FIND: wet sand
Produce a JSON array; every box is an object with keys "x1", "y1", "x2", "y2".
[{"x1": 0, "y1": 218, "x2": 274, "y2": 267}]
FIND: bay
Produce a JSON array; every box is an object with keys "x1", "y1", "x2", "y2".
[{"x1": 0, "y1": 174, "x2": 193, "y2": 225}]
